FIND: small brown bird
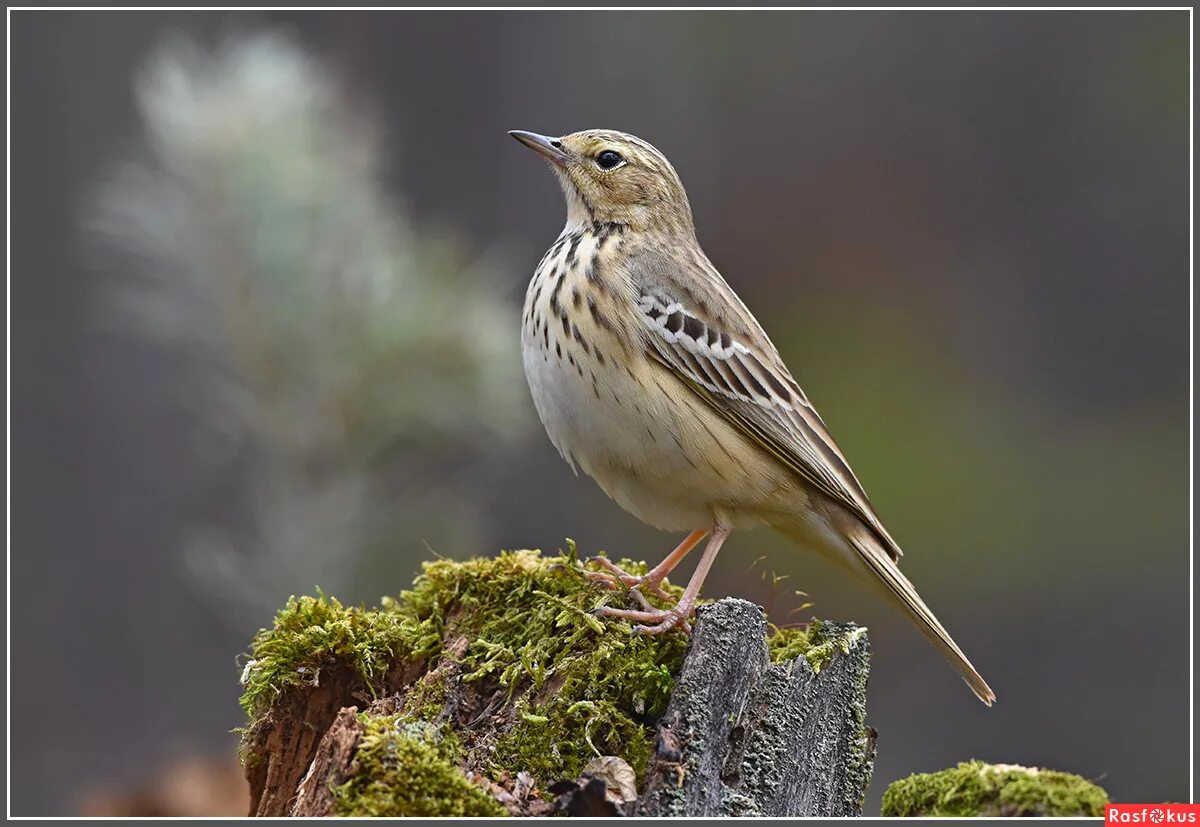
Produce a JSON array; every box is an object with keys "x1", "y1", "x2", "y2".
[{"x1": 510, "y1": 128, "x2": 995, "y2": 705}]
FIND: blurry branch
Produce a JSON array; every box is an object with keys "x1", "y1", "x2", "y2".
[{"x1": 87, "y1": 32, "x2": 528, "y2": 613}]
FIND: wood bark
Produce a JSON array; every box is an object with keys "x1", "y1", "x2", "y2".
[{"x1": 637, "y1": 598, "x2": 875, "y2": 817}]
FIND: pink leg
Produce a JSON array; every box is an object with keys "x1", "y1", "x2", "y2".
[
  {"x1": 595, "y1": 521, "x2": 731, "y2": 635},
  {"x1": 584, "y1": 529, "x2": 707, "y2": 601}
]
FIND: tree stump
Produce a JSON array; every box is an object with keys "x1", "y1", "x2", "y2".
[
  {"x1": 638, "y1": 599, "x2": 875, "y2": 817},
  {"x1": 238, "y1": 552, "x2": 875, "y2": 817}
]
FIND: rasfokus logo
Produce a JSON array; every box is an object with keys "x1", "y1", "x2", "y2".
[{"x1": 1107, "y1": 805, "x2": 1199, "y2": 824}]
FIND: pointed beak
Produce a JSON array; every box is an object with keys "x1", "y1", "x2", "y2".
[{"x1": 509, "y1": 130, "x2": 570, "y2": 166}]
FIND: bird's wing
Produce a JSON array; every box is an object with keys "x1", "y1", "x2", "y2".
[{"x1": 631, "y1": 251, "x2": 904, "y2": 560}]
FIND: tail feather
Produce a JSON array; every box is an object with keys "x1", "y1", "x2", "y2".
[{"x1": 844, "y1": 529, "x2": 996, "y2": 706}]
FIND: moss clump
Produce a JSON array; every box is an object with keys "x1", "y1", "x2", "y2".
[
  {"x1": 242, "y1": 545, "x2": 834, "y2": 806},
  {"x1": 881, "y1": 760, "x2": 1109, "y2": 817},
  {"x1": 333, "y1": 714, "x2": 506, "y2": 817},
  {"x1": 239, "y1": 589, "x2": 436, "y2": 719},
  {"x1": 240, "y1": 547, "x2": 691, "y2": 788},
  {"x1": 768, "y1": 619, "x2": 868, "y2": 674},
  {"x1": 407, "y1": 549, "x2": 689, "y2": 784}
]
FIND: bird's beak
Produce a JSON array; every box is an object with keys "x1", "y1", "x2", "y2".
[{"x1": 509, "y1": 130, "x2": 570, "y2": 166}]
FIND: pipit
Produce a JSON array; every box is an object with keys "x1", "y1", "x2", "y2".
[{"x1": 510, "y1": 128, "x2": 995, "y2": 705}]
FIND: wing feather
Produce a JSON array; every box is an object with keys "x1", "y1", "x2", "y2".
[{"x1": 636, "y1": 287, "x2": 904, "y2": 561}]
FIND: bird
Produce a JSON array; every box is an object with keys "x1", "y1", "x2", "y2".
[{"x1": 509, "y1": 128, "x2": 995, "y2": 706}]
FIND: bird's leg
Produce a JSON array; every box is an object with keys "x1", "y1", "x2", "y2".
[
  {"x1": 584, "y1": 529, "x2": 706, "y2": 602},
  {"x1": 595, "y1": 522, "x2": 731, "y2": 635}
]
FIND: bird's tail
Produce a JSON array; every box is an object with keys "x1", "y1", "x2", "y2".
[{"x1": 787, "y1": 520, "x2": 996, "y2": 706}]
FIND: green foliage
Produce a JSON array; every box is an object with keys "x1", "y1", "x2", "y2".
[
  {"x1": 333, "y1": 715, "x2": 506, "y2": 817},
  {"x1": 881, "y1": 760, "x2": 1109, "y2": 817},
  {"x1": 90, "y1": 32, "x2": 528, "y2": 614}
]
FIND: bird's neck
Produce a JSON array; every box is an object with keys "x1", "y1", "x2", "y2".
[
  {"x1": 562, "y1": 210, "x2": 697, "y2": 244},
  {"x1": 557, "y1": 180, "x2": 694, "y2": 239},
  {"x1": 561, "y1": 188, "x2": 597, "y2": 232}
]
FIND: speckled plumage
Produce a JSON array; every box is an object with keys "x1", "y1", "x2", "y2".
[{"x1": 511, "y1": 128, "x2": 994, "y2": 705}]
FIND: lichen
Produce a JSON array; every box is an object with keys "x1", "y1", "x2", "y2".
[
  {"x1": 881, "y1": 760, "x2": 1109, "y2": 817},
  {"x1": 333, "y1": 714, "x2": 506, "y2": 817}
]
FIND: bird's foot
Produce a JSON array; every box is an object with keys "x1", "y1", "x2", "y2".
[
  {"x1": 593, "y1": 602, "x2": 694, "y2": 635},
  {"x1": 582, "y1": 556, "x2": 675, "y2": 603}
]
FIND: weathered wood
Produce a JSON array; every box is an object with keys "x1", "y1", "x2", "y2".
[
  {"x1": 244, "y1": 659, "x2": 419, "y2": 816},
  {"x1": 291, "y1": 706, "x2": 369, "y2": 817},
  {"x1": 637, "y1": 599, "x2": 875, "y2": 817},
  {"x1": 243, "y1": 663, "x2": 364, "y2": 817}
]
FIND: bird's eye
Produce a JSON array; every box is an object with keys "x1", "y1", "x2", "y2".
[{"x1": 595, "y1": 150, "x2": 624, "y2": 170}]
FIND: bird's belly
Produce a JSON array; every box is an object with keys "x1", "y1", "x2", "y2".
[
  {"x1": 522, "y1": 330, "x2": 800, "y2": 532},
  {"x1": 522, "y1": 332, "x2": 664, "y2": 474}
]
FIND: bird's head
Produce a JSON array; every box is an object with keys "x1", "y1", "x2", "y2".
[{"x1": 509, "y1": 129, "x2": 694, "y2": 236}]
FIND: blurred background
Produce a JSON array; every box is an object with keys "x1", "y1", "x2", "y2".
[{"x1": 9, "y1": 10, "x2": 1189, "y2": 816}]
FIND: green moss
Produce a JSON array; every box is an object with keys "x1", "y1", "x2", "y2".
[
  {"x1": 881, "y1": 760, "x2": 1109, "y2": 817},
  {"x1": 401, "y1": 669, "x2": 450, "y2": 721},
  {"x1": 240, "y1": 547, "x2": 691, "y2": 787},
  {"x1": 494, "y1": 695, "x2": 658, "y2": 784},
  {"x1": 767, "y1": 619, "x2": 867, "y2": 674},
  {"x1": 333, "y1": 714, "x2": 506, "y2": 817},
  {"x1": 410, "y1": 549, "x2": 689, "y2": 784},
  {"x1": 243, "y1": 547, "x2": 856, "y2": 803},
  {"x1": 239, "y1": 588, "x2": 439, "y2": 719}
]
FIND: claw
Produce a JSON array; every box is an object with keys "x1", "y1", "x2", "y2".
[
  {"x1": 597, "y1": 602, "x2": 695, "y2": 636},
  {"x1": 632, "y1": 609, "x2": 694, "y2": 635},
  {"x1": 594, "y1": 605, "x2": 669, "y2": 623},
  {"x1": 582, "y1": 572, "x2": 620, "y2": 591},
  {"x1": 582, "y1": 556, "x2": 676, "y2": 602},
  {"x1": 586, "y1": 556, "x2": 636, "y2": 580},
  {"x1": 629, "y1": 588, "x2": 654, "y2": 611},
  {"x1": 581, "y1": 553, "x2": 698, "y2": 635}
]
